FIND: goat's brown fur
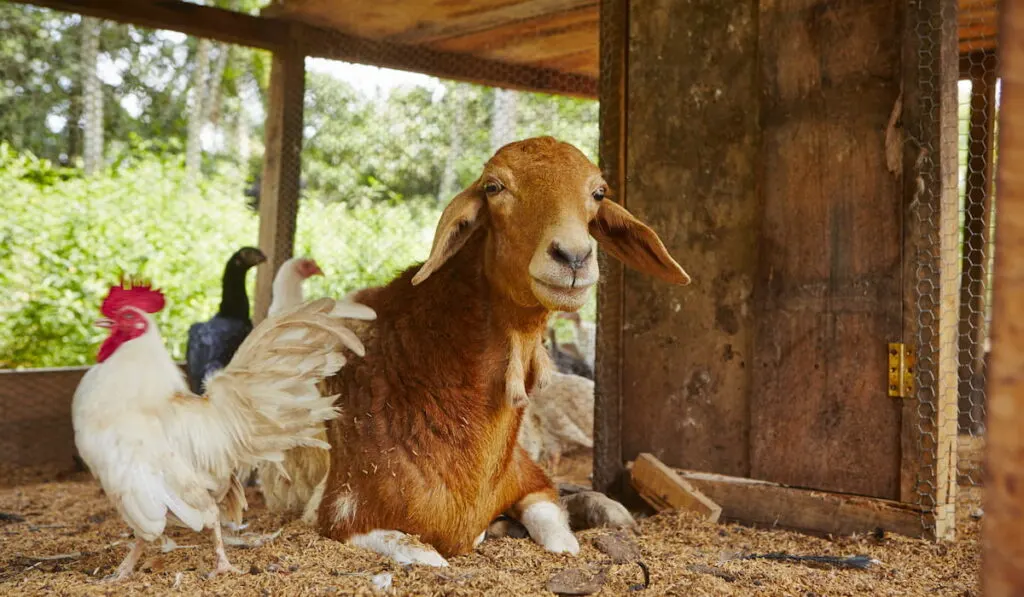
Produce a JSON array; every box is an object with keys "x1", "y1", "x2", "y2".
[{"x1": 316, "y1": 137, "x2": 689, "y2": 558}]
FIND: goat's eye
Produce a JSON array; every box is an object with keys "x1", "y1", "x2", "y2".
[
  {"x1": 592, "y1": 187, "x2": 607, "y2": 201},
  {"x1": 483, "y1": 181, "x2": 504, "y2": 195}
]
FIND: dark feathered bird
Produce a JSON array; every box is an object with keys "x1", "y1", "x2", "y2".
[
  {"x1": 548, "y1": 328, "x2": 594, "y2": 380},
  {"x1": 185, "y1": 246, "x2": 267, "y2": 393}
]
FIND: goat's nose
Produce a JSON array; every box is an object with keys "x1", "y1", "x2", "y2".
[{"x1": 549, "y1": 242, "x2": 593, "y2": 271}]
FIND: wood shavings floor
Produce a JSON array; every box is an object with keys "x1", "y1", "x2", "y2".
[{"x1": 0, "y1": 465, "x2": 980, "y2": 597}]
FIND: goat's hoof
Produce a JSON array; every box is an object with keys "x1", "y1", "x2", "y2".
[
  {"x1": 562, "y1": 491, "x2": 637, "y2": 531},
  {"x1": 539, "y1": 530, "x2": 580, "y2": 556},
  {"x1": 398, "y1": 550, "x2": 450, "y2": 568}
]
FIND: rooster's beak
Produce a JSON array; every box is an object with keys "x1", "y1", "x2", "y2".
[{"x1": 94, "y1": 318, "x2": 114, "y2": 329}]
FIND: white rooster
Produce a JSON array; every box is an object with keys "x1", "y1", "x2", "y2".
[{"x1": 71, "y1": 277, "x2": 375, "y2": 581}]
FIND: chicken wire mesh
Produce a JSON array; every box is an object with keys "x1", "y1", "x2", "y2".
[
  {"x1": 954, "y1": 0, "x2": 999, "y2": 493},
  {"x1": 905, "y1": 0, "x2": 999, "y2": 532},
  {"x1": 0, "y1": 2, "x2": 601, "y2": 472},
  {"x1": 291, "y1": 26, "x2": 601, "y2": 359},
  {"x1": 0, "y1": 9, "x2": 268, "y2": 470}
]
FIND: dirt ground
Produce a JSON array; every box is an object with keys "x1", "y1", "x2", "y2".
[{"x1": 0, "y1": 457, "x2": 981, "y2": 597}]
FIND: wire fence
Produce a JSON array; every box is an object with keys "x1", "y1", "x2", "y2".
[
  {"x1": 0, "y1": 2, "x2": 599, "y2": 471},
  {"x1": 906, "y1": 0, "x2": 998, "y2": 533}
]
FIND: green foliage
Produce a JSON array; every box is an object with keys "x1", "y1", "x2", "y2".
[
  {"x1": 0, "y1": 2, "x2": 604, "y2": 369},
  {"x1": 0, "y1": 144, "x2": 440, "y2": 368}
]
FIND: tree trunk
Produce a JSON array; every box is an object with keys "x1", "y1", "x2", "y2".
[
  {"x1": 201, "y1": 44, "x2": 230, "y2": 154},
  {"x1": 186, "y1": 38, "x2": 212, "y2": 176},
  {"x1": 490, "y1": 88, "x2": 518, "y2": 154},
  {"x1": 80, "y1": 17, "x2": 103, "y2": 175},
  {"x1": 438, "y1": 83, "x2": 467, "y2": 202}
]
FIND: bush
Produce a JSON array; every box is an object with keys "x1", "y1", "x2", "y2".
[{"x1": 0, "y1": 145, "x2": 441, "y2": 368}]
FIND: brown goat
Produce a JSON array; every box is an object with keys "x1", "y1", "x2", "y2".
[{"x1": 315, "y1": 137, "x2": 690, "y2": 565}]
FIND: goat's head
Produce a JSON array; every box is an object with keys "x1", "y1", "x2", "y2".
[{"x1": 412, "y1": 136, "x2": 690, "y2": 311}]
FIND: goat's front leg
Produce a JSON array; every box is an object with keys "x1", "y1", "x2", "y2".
[
  {"x1": 349, "y1": 530, "x2": 449, "y2": 567},
  {"x1": 508, "y1": 452, "x2": 579, "y2": 555}
]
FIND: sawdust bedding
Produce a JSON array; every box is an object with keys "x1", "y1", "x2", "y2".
[{"x1": 0, "y1": 464, "x2": 980, "y2": 597}]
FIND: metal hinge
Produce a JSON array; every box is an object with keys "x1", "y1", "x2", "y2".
[{"x1": 888, "y1": 343, "x2": 916, "y2": 398}]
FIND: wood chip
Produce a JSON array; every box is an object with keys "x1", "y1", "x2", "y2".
[
  {"x1": 546, "y1": 568, "x2": 608, "y2": 596},
  {"x1": 687, "y1": 563, "x2": 737, "y2": 582},
  {"x1": 14, "y1": 552, "x2": 82, "y2": 562},
  {"x1": 592, "y1": 532, "x2": 641, "y2": 564}
]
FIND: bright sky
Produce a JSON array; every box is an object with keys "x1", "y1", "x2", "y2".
[
  {"x1": 305, "y1": 57, "x2": 443, "y2": 99},
  {"x1": 54, "y1": 32, "x2": 445, "y2": 142}
]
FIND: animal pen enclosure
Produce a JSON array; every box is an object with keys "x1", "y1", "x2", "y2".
[{"x1": 0, "y1": 0, "x2": 1011, "y2": 593}]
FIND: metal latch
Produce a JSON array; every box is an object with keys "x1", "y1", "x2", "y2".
[{"x1": 888, "y1": 343, "x2": 915, "y2": 398}]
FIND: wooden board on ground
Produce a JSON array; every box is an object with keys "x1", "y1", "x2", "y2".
[
  {"x1": 674, "y1": 468, "x2": 928, "y2": 539},
  {"x1": 630, "y1": 454, "x2": 722, "y2": 522}
]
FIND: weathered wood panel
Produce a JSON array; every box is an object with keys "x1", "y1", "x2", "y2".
[
  {"x1": 0, "y1": 364, "x2": 186, "y2": 470},
  {"x1": 749, "y1": 0, "x2": 905, "y2": 499},
  {"x1": 983, "y1": 0, "x2": 1024, "y2": 591},
  {"x1": 0, "y1": 368, "x2": 85, "y2": 470},
  {"x1": 619, "y1": 0, "x2": 759, "y2": 478}
]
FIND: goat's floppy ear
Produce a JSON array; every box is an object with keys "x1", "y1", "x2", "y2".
[
  {"x1": 590, "y1": 200, "x2": 691, "y2": 285},
  {"x1": 411, "y1": 183, "x2": 487, "y2": 285}
]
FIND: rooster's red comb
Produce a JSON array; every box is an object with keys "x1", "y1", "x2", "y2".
[{"x1": 101, "y1": 275, "x2": 166, "y2": 317}]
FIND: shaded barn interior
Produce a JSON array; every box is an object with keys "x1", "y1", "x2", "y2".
[{"x1": 1, "y1": 0, "x2": 1003, "y2": 548}]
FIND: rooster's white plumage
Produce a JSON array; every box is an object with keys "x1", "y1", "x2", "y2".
[{"x1": 71, "y1": 278, "x2": 375, "y2": 580}]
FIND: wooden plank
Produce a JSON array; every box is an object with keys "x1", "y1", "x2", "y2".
[
  {"x1": 13, "y1": 0, "x2": 597, "y2": 98},
  {"x1": 983, "y1": 1, "x2": 1024, "y2": 592},
  {"x1": 899, "y1": 0, "x2": 960, "y2": 540},
  {"x1": 388, "y1": 0, "x2": 596, "y2": 44},
  {"x1": 428, "y1": 8, "x2": 597, "y2": 67},
  {"x1": 672, "y1": 468, "x2": 930, "y2": 539},
  {"x1": 252, "y1": 34, "x2": 305, "y2": 324},
  {"x1": 617, "y1": 0, "x2": 759, "y2": 482},
  {"x1": 750, "y1": 0, "x2": 904, "y2": 499},
  {"x1": 592, "y1": 0, "x2": 628, "y2": 494},
  {"x1": 0, "y1": 364, "x2": 185, "y2": 470},
  {"x1": 957, "y1": 51, "x2": 997, "y2": 435},
  {"x1": 0, "y1": 367, "x2": 85, "y2": 470},
  {"x1": 630, "y1": 454, "x2": 722, "y2": 521}
]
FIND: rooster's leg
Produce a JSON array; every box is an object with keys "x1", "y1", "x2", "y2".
[
  {"x1": 104, "y1": 537, "x2": 145, "y2": 582},
  {"x1": 208, "y1": 517, "x2": 243, "y2": 577}
]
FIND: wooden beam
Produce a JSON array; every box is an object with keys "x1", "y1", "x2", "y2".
[
  {"x1": 386, "y1": 0, "x2": 595, "y2": 45},
  {"x1": 630, "y1": 454, "x2": 722, "y2": 521},
  {"x1": 592, "y1": 0, "x2": 628, "y2": 494},
  {"x1": 671, "y1": 469, "x2": 930, "y2": 539},
  {"x1": 252, "y1": 33, "x2": 305, "y2": 325},
  {"x1": 899, "y1": 0, "x2": 960, "y2": 540},
  {"x1": 21, "y1": 0, "x2": 285, "y2": 50},
  {"x1": 299, "y1": 27, "x2": 596, "y2": 99},
  {"x1": 957, "y1": 51, "x2": 998, "y2": 435},
  {"x1": 13, "y1": 0, "x2": 597, "y2": 98},
  {"x1": 983, "y1": 0, "x2": 1024, "y2": 593}
]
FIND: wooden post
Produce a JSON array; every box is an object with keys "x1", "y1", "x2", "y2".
[
  {"x1": 253, "y1": 32, "x2": 305, "y2": 324},
  {"x1": 609, "y1": 0, "x2": 759, "y2": 485},
  {"x1": 983, "y1": 2, "x2": 1024, "y2": 593},
  {"x1": 958, "y1": 51, "x2": 998, "y2": 435},
  {"x1": 592, "y1": 0, "x2": 628, "y2": 494},
  {"x1": 898, "y1": 0, "x2": 960, "y2": 540}
]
